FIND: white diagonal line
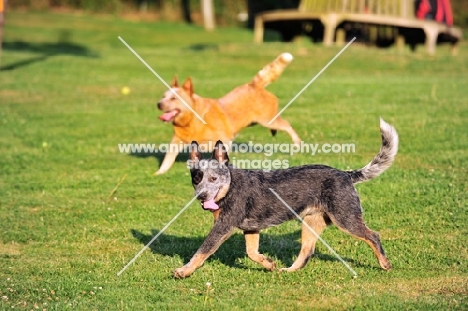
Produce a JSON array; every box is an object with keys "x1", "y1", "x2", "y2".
[
  {"x1": 117, "y1": 192, "x2": 201, "y2": 276},
  {"x1": 118, "y1": 36, "x2": 207, "y2": 124},
  {"x1": 268, "y1": 188, "x2": 357, "y2": 277},
  {"x1": 268, "y1": 37, "x2": 356, "y2": 124}
]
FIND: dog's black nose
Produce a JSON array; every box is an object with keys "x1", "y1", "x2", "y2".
[
  {"x1": 157, "y1": 102, "x2": 163, "y2": 110},
  {"x1": 198, "y1": 192, "x2": 208, "y2": 201}
]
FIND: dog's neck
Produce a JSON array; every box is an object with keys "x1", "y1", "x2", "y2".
[
  {"x1": 216, "y1": 168, "x2": 256, "y2": 207},
  {"x1": 172, "y1": 96, "x2": 209, "y2": 127},
  {"x1": 173, "y1": 112, "x2": 194, "y2": 127}
]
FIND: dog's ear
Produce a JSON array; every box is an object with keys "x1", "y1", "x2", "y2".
[
  {"x1": 171, "y1": 75, "x2": 179, "y2": 87},
  {"x1": 182, "y1": 77, "x2": 193, "y2": 97},
  {"x1": 212, "y1": 140, "x2": 229, "y2": 165},
  {"x1": 189, "y1": 141, "x2": 203, "y2": 166}
]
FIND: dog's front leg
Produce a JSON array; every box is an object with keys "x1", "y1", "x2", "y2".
[
  {"x1": 174, "y1": 224, "x2": 234, "y2": 278},
  {"x1": 244, "y1": 231, "x2": 276, "y2": 271},
  {"x1": 154, "y1": 137, "x2": 180, "y2": 175}
]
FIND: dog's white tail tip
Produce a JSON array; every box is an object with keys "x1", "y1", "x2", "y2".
[
  {"x1": 281, "y1": 52, "x2": 293, "y2": 63},
  {"x1": 379, "y1": 117, "x2": 386, "y2": 129},
  {"x1": 379, "y1": 118, "x2": 395, "y2": 134}
]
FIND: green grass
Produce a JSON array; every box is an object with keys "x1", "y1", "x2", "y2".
[{"x1": 1, "y1": 10, "x2": 467, "y2": 310}]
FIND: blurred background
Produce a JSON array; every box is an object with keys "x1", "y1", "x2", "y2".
[
  {"x1": 0, "y1": 1, "x2": 467, "y2": 310},
  {"x1": 6, "y1": 0, "x2": 468, "y2": 28}
]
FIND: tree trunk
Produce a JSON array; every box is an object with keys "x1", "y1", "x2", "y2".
[
  {"x1": 181, "y1": 0, "x2": 192, "y2": 23},
  {"x1": 201, "y1": 0, "x2": 215, "y2": 31}
]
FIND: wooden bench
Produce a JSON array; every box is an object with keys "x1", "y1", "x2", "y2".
[{"x1": 253, "y1": 0, "x2": 463, "y2": 55}]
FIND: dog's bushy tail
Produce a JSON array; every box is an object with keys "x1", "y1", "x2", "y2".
[
  {"x1": 349, "y1": 118, "x2": 399, "y2": 184},
  {"x1": 251, "y1": 53, "x2": 293, "y2": 88}
]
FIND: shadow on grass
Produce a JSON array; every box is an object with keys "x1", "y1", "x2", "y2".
[
  {"x1": 129, "y1": 150, "x2": 191, "y2": 167},
  {"x1": 130, "y1": 150, "x2": 224, "y2": 168},
  {"x1": 131, "y1": 228, "x2": 365, "y2": 271},
  {"x1": 186, "y1": 43, "x2": 219, "y2": 52},
  {"x1": 1, "y1": 29, "x2": 98, "y2": 70}
]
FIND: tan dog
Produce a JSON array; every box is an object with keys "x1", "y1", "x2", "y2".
[{"x1": 156, "y1": 53, "x2": 301, "y2": 175}]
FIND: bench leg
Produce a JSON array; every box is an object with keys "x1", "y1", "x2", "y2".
[
  {"x1": 369, "y1": 25, "x2": 378, "y2": 45},
  {"x1": 423, "y1": 25, "x2": 438, "y2": 55},
  {"x1": 336, "y1": 28, "x2": 346, "y2": 46},
  {"x1": 395, "y1": 34, "x2": 405, "y2": 52},
  {"x1": 253, "y1": 15, "x2": 264, "y2": 43},
  {"x1": 450, "y1": 41, "x2": 459, "y2": 56},
  {"x1": 321, "y1": 13, "x2": 339, "y2": 46}
]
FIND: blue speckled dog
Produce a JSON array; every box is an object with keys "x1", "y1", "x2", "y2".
[{"x1": 174, "y1": 119, "x2": 398, "y2": 278}]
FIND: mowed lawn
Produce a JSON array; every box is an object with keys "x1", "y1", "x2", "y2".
[{"x1": 0, "y1": 11, "x2": 467, "y2": 310}]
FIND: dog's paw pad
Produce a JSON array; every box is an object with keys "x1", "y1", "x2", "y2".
[
  {"x1": 173, "y1": 268, "x2": 187, "y2": 279},
  {"x1": 379, "y1": 258, "x2": 392, "y2": 270},
  {"x1": 261, "y1": 257, "x2": 276, "y2": 271},
  {"x1": 268, "y1": 261, "x2": 276, "y2": 271}
]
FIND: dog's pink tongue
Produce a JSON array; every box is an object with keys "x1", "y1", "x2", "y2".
[
  {"x1": 203, "y1": 198, "x2": 219, "y2": 211},
  {"x1": 159, "y1": 110, "x2": 178, "y2": 122}
]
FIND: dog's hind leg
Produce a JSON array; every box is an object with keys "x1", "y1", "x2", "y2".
[
  {"x1": 244, "y1": 231, "x2": 276, "y2": 271},
  {"x1": 174, "y1": 225, "x2": 234, "y2": 278},
  {"x1": 280, "y1": 213, "x2": 328, "y2": 272},
  {"x1": 353, "y1": 226, "x2": 392, "y2": 270},
  {"x1": 330, "y1": 206, "x2": 392, "y2": 271},
  {"x1": 259, "y1": 117, "x2": 301, "y2": 145}
]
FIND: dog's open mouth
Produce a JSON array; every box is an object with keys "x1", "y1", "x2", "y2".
[
  {"x1": 202, "y1": 198, "x2": 219, "y2": 211},
  {"x1": 159, "y1": 109, "x2": 180, "y2": 122},
  {"x1": 201, "y1": 190, "x2": 220, "y2": 211}
]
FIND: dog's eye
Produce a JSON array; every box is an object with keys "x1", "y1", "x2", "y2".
[
  {"x1": 191, "y1": 170, "x2": 203, "y2": 185},
  {"x1": 209, "y1": 176, "x2": 218, "y2": 182}
]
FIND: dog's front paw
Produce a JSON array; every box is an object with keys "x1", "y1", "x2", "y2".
[
  {"x1": 380, "y1": 260, "x2": 392, "y2": 271},
  {"x1": 154, "y1": 170, "x2": 165, "y2": 176},
  {"x1": 278, "y1": 267, "x2": 297, "y2": 273},
  {"x1": 263, "y1": 257, "x2": 276, "y2": 271},
  {"x1": 173, "y1": 267, "x2": 190, "y2": 279}
]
